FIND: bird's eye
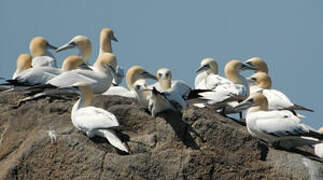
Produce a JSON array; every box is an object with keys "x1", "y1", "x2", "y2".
[
  {"x1": 158, "y1": 73, "x2": 162, "y2": 77},
  {"x1": 251, "y1": 77, "x2": 257, "y2": 81},
  {"x1": 135, "y1": 85, "x2": 140, "y2": 90},
  {"x1": 165, "y1": 72, "x2": 169, "y2": 77}
]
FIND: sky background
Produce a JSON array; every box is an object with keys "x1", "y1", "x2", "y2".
[{"x1": 0, "y1": 1, "x2": 322, "y2": 129}]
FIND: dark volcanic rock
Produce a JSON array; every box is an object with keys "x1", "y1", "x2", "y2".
[{"x1": 0, "y1": 92, "x2": 322, "y2": 179}]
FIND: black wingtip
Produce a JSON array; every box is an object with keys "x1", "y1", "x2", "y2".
[{"x1": 186, "y1": 89, "x2": 212, "y2": 100}]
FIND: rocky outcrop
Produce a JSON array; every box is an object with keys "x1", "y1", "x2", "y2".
[{"x1": 0, "y1": 91, "x2": 322, "y2": 179}]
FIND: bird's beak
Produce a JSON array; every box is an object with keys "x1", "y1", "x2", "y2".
[
  {"x1": 111, "y1": 33, "x2": 118, "y2": 42},
  {"x1": 195, "y1": 64, "x2": 209, "y2": 74},
  {"x1": 47, "y1": 42, "x2": 58, "y2": 50},
  {"x1": 233, "y1": 99, "x2": 254, "y2": 111},
  {"x1": 240, "y1": 63, "x2": 256, "y2": 71},
  {"x1": 141, "y1": 71, "x2": 157, "y2": 80},
  {"x1": 56, "y1": 42, "x2": 76, "y2": 53}
]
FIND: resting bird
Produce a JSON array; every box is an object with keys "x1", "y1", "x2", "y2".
[
  {"x1": 198, "y1": 60, "x2": 256, "y2": 117},
  {"x1": 233, "y1": 93, "x2": 323, "y2": 149},
  {"x1": 247, "y1": 72, "x2": 313, "y2": 113},
  {"x1": 1, "y1": 56, "x2": 85, "y2": 88},
  {"x1": 12, "y1": 54, "x2": 32, "y2": 79},
  {"x1": 62, "y1": 82, "x2": 129, "y2": 153},
  {"x1": 29, "y1": 36, "x2": 57, "y2": 68},
  {"x1": 244, "y1": 57, "x2": 268, "y2": 74},
  {"x1": 195, "y1": 57, "x2": 231, "y2": 90}
]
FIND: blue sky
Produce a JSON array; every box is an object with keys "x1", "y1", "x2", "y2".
[{"x1": 1, "y1": 1, "x2": 322, "y2": 128}]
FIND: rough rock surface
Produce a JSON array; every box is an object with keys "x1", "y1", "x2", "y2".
[{"x1": 0, "y1": 91, "x2": 322, "y2": 179}]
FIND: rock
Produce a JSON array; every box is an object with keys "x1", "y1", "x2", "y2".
[{"x1": 0, "y1": 92, "x2": 322, "y2": 179}]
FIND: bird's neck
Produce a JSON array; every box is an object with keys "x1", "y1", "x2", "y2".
[
  {"x1": 159, "y1": 79, "x2": 171, "y2": 90},
  {"x1": 100, "y1": 39, "x2": 112, "y2": 54}
]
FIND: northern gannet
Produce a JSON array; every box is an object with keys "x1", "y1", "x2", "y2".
[
  {"x1": 56, "y1": 35, "x2": 92, "y2": 64},
  {"x1": 199, "y1": 60, "x2": 256, "y2": 110},
  {"x1": 63, "y1": 82, "x2": 129, "y2": 152},
  {"x1": 12, "y1": 54, "x2": 32, "y2": 79},
  {"x1": 244, "y1": 57, "x2": 268, "y2": 73},
  {"x1": 314, "y1": 127, "x2": 323, "y2": 158},
  {"x1": 26, "y1": 53, "x2": 117, "y2": 95},
  {"x1": 148, "y1": 87, "x2": 179, "y2": 117},
  {"x1": 247, "y1": 72, "x2": 313, "y2": 113},
  {"x1": 132, "y1": 79, "x2": 151, "y2": 107},
  {"x1": 2, "y1": 56, "x2": 84, "y2": 87},
  {"x1": 195, "y1": 57, "x2": 231, "y2": 89},
  {"x1": 29, "y1": 36, "x2": 57, "y2": 68},
  {"x1": 233, "y1": 93, "x2": 323, "y2": 149},
  {"x1": 153, "y1": 68, "x2": 208, "y2": 105}
]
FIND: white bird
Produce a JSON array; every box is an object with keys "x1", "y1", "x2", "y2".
[
  {"x1": 150, "y1": 68, "x2": 208, "y2": 113},
  {"x1": 12, "y1": 54, "x2": 32, "y2": 79},
  {"x1": 63, "y1": 82, "x2": 129, "y2": 153},
  {"x1": 2, "y1": 56, "x2": 85, "y2": 87},
  {"x1": 148, "y1": 87, "x2": 178, "y2": 117},
  {"x1": 132, "y1": 79, "x2": 151, "y2": 108},
  {"x1": 25, "y1": 53, "x2": 117, "y2": 96},
  {"x1": 247, "y1": 72, "x2": 313, "y2": 113},
  {"x1": 233, "y1": 93, "x2": 323, "y2": 149},
  {"x1": 314, "y1": 127, "x2": 323, "y2": 158},
  {"x1": 153, "y1": 68, "x2": 192, "y2": 98},
  {"x1": 104, "y1": 65, "x2": 157, "y2": 99},
  {"x1": 198, "y1": 60, "x2": 256, "y2": 113},
  {"x1": 244, "y1": 57, "x2": 268, "y2": 74},
  {"x1": 56, "y1": 28, "x2": 127, "y2": 95},
  {"x1": 29, "y1": 36, "x2": 58, "y2": 68},
  {"x1": 195, "y1": 57, "x2": 231, "y2": 90}
]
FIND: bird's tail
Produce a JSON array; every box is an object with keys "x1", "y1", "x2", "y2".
[{"x1": 96, "y1": 129, "x2": 129, "y2": 153}]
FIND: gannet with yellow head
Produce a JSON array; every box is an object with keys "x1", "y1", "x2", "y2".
[
  {"x1": 126, "y1": 65, "x2": 157, "y2": 90},
  {"x1": 233, "y1": 93, "x2": 323, "y2": 149},
  {"x1": 247, "y1": 72, "x2": 313, "y2": 112},
  {"x1": 132, "y1": 79, "x2": 151, "y2": 107},
  {"x1": 42, "y1": 52, "x2": 117, "y2": 94},
  {"x1": 244, "y1": 57, "x2": 268, "y2": 74},
  {"x1": 151, "y1": 67, "x2": 209, "y2": 115},
  {"x1": 2, "y1": 56, "x2": 85, "y2": 87},
  {"x1": 199, "y1": 60, "x2": 256, "y2": 108},
  {"x1": 29, "y1": 36, "x2": 57, "y2": 68},
  {"x1": 56, "y1": 35, "x2": 92, "y2": 63},
  {"x1": 12, "y1": 54, "x2": 32, "y2": 79},
  {"x1": 195, "y1": 57, "x2": 231, "y2": 89},
  {"x1": 99, "y1": 28, "x2": 118, "y2": 54},
  {"x1": 63, "y1": 82, "x2": 129, "y2": 153}
]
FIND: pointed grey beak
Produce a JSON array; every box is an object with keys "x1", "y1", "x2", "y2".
[
  {"x1": 56, "y1": 42, "x2": 76, "y2": 53},
  {"x1": 141, "y1": 71, "x2": 157, "y2": 80},
  {"x1": 240, "y1": 63, "x2": 256, "y2": 71},
  {"x1": 195, "y1": 64, "x2": 209, "y2": 74},
  {"x1": 233, "y1": 99, "x2": 254, "y2": 112},
  {"x1": 111, "y1": 33, "x2": 118, "y2": 42},
  {"x1": 47, "y1": 42, "x2": 57, "y2": 50}
]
